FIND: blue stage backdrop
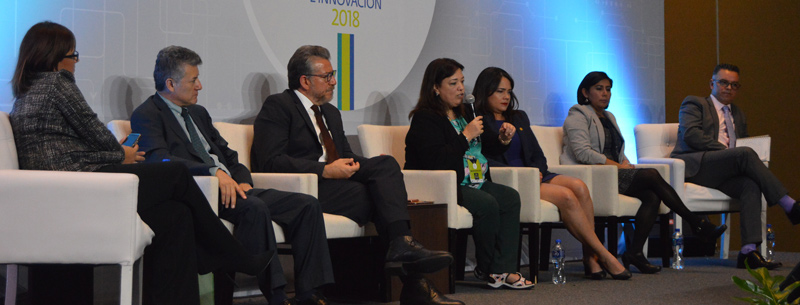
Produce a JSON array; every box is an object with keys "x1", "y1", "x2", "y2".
[{"x1": 0, "y1": 0, "x2": 663, "y2": 160}]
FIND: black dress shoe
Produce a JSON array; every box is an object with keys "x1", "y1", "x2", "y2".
[
  {"x1": 692, "y1": 219, "x2": 728, "y2": 243},
  {"x1": 737, "y1": 251, "x2": 782, "y2": 270},
  {"x1": 296, "y1": 292, "x2": 328, "y2": 305},
  {"x1": 386, "y1": 236, "x2": 453, "y2": 275},
  {"x1": 399, "y1": 277, "x2": 464, "y2": 305},
  {"x1": 622, "y1": 252, "x2": 662, "y2": 274},
  {"x1": 788, "y1": 202, "x2": 800, "y2": 225}
]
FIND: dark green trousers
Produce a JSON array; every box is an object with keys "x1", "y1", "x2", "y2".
[{"x1": 459, "y1": 181, "x2": 521, "y2": 274}]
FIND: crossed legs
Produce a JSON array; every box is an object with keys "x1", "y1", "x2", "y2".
[{"x1": 542, "y1": 175, "x2": 625, "y2": 275}]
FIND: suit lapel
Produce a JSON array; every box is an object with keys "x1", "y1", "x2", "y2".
[
  {"x1": 705, "y1": 96, "x2": 721, "y2": 140},
  {"x1": 289, "y1": 92, "x2": 317, "y2": 137}
]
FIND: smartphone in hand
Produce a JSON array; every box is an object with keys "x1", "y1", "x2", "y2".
[{"x1": 122, "y1": 133, "x2": 141, "y2": 147}]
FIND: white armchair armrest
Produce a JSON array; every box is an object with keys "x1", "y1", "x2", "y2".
[
  {"x1": 401, "y1": 170, "x2": 464, "y2": 229},
  {"x1": 491, "y1": 167, "x2": 548, "y2": 222},
  {"x1": 193, "y1": 176, "x2": 220, "y2": 214},
  {"x1": 637, "y1": 157, "x2": 685, "y2": 190},
  {"x1": 586, "y1": 165, "x2": 620, "y2": 216},
  {"x1": 0, "y1": 170, "x2": 153, "y2": 265},
  {"x1": 549, "y1": 165, "x2": 593, "y2": 189}
]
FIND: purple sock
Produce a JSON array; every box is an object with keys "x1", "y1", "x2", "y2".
[
  {"x1": 741, "y1": 244, "x2": 757, "y2": 255},
  {"x1": 779, "y1": 195, "x2": 796, "y2": 213}
]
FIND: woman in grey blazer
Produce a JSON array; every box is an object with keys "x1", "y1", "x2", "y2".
[{"x1": 561, "y1": 71, "x2": 727, "y2": 274}]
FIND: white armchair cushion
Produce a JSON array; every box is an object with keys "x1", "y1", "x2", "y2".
[
  {"x1": 0, "y1": 170, "x2": 153, "y2": 265},
  {"x1": 0, "y1": 112, "x2": 18, "y2": 170},
  {"x1": 492, "y1": 167, "x2": 560, "y2": 223}
]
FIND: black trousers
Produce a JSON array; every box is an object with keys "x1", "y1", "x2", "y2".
[
  {"x1": 686, "y1": 147, "x2": 788, "y2": 244},
  {"x1": 96, "y1": 162, "x2": 251, "y2": 304},
  {"x1": 218, "y1": 188, "x2": 333, "y2": 295},
  {"x1": 317, "y1": 155, "x2": 410, "y2": 232}
]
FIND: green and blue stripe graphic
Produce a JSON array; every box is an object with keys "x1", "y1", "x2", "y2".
[{"x1": 337, "y1": 33, "x2": 354, "y2": 111}]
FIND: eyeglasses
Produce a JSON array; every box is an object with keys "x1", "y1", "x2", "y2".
[
  {"x1": 306, "y1": 70, "x2": 336, "y2": 83},
  {"x1": 63, "y1": 51, "x2": 79, "y2": 61},
  {"x1": 713, "y1": 78, "x2": 741, "y2": 90}
]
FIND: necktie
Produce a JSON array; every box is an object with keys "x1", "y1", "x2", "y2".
[
  {"x1": 722, "y1": 105, "x2": 736, "y2": 148},
  {"x1": 311, "y1": 105, "x2": 339, "y2": 163},
  {"x1": 181, "y1": 107, "x2": 215, "y2": 165}
]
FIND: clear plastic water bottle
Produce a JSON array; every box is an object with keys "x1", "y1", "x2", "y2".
[
  {"x1": 672, "y1": 228, "x2": 684, "y2": 270},
  {"x1": 766, "y1": 224, "x2": 775, "y2": 262},
  {"x1": 551, "y1": 239, "x2": 566, "y2": 284}
]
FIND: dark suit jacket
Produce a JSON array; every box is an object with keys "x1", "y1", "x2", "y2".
[
  {"x1": 482, "y1": 110, "x2": 553, "y2": 177},
  {"x1": 251, "y1": 89, "x2": 362, "y2": 175},
  {"x1": 405, "y1": 109, "x2": 501, "y2": 203},
  {"x1": 131, "y1": 94, "x2": 253, "y2": 185},
  {"x1": 670, "y1": 95, "x2": 748, "y2": 177}
]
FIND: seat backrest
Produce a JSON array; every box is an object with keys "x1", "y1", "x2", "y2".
[
  {"x1": 530, "y1": 125, "x2": 563, "y2": 168},
  {"x1": 357, "y1": 124, "x2": 410, "y2": 167},
  {"x1": 634, "y1": 123, "x2": 679, "y2": 159},
  {"x1": 0, "y1": 111, "x2": 19, "y2": 170},
  {"x1": 107, "y1": 120, "x2": 132, "y2": 142},
  {"x1": 213, "y1": 122, "x2": 254, "y2": 170}
]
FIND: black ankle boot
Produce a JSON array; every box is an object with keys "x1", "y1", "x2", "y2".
[
  {"x1": 622, "y1": 252, "x2": 661, "y2": 274},
  {"x1": 692, "y1": 219, "x2": 728, "y2": 243}
]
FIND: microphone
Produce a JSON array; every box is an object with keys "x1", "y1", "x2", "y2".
[
  {"x1": 464, "y1": 94, "x2": 476, "y2": 120},
  {"x1": 463, "y1": 94, "x2": 481, "y2": 143}
]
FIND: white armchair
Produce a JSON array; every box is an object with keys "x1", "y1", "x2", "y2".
[
  {"x1": 1, "y1": 112, "x2": 154, "y2": 305},
  {"x1": 634, "y1": 123, "x2": 767, "y2": 259},
  {"x1": 106, "y1": 121, "x2": 229, "y2": 233},
  {"x1": 353, "y1": 124, "x2": 576, "y2": 283},
  {"x1": 212, "y1": 122, "x2": 377, "y2": 240},
  {"x1": 532, "y1": 125, "x2": 672, "y2": 266}
]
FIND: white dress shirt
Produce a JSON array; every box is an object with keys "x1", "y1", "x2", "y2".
[
  {"x1": 710, "y1": 94, "x2": 734, "y2": 147},
  {"x1": 294, "y1": 90, "x2": 332, "y2": 162}
]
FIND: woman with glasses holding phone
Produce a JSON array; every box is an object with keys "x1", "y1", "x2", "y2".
[{"x1": 10, "y1": 21, "x2": 271, "y2": 304}]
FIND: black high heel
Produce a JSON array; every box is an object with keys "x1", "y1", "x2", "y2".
[
  {"x1": 622, "y1": 252, "x2": 661, "y2": 274},
  {"x1": 583, "y1": 262, "x2": 607, "y2": 280},
  {"x1": 599, "y1": 258, "x2": 632, "y2": 280},
  {"x1": 692, "y1": 219, "x2": 728, "y2": 243}
]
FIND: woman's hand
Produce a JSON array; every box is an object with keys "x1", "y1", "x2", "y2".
[
  {"x1": 122, "y1": 144, "x2": 145, "y2": 164},
  {"x1": 620, "y1": 160, "x2": 635, "y2": 169},
  {"x1": 498, "y1": 122, "x2": 516, "y2": 145},
  {"x1": 463, "y1": 115, "x2": 484, "y2": 141},
  {"x1": 604, "y1": 158, "x2": 634, "y2": 169}
]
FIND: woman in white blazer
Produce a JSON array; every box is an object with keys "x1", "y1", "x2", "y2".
[{"x1": 561, "y1": 71, "x2": 727, "y2": 275}]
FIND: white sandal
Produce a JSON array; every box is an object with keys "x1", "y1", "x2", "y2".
[
  {"x1": 486, "y1": 273, "x2": 506, "y2": 288},
  {"x1": 502, "y1": 272, "x2": 535, "y2": 290}
]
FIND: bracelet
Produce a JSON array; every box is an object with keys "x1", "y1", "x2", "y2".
[{"x1": 500, "y1": 137, "x2": 511, "y2": 145}]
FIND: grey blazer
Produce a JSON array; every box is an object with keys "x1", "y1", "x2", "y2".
[
  {"x1": 10, "y1": 70, "x2": 124, "y2": 172},
  {"x1": 670, "y1": 95, "x2": 748, "y2": 177},
  {"x1": 561, "y1": 104, "x2": 629, "y2": 165}
]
